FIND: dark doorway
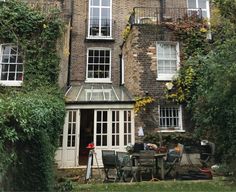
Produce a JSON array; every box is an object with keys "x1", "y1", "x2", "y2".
[{"x1": 79, "y1": 109, "x2": 94, "y2": 165}]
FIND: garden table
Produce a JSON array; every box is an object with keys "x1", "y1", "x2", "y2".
[{"x1": 132, "y1": 152, "x2": 166, "y2": 180}]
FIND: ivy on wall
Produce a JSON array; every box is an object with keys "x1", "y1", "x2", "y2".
[
  {"x1": 0, "y1": 1, "x2": 66, "y2": 191},
  {"x1": 134, "y1": 96, "x2": 155, "y2": 114},
  {"x1": 163, "y1": 15, "x2": 211, "y2": 103},
  {"x1": 0, "y1": 0, "x2": 64, "y2": 88}
]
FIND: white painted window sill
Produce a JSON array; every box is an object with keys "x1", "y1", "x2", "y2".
[
  {"x1": 85, "y1": 79, "x2": 112, "y2": 84},
  {"x1": 0, "y1": 81, "x2": 23, "y2": 86},
  {"x1": 157, "y1": 130, "x2": 185, "y2": 133},
  {"x1": 86, "y1": 36, "x2": 114, "y2": 40}
]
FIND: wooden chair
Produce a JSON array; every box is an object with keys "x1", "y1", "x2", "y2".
[
  {"x1": 102, "y1": 150, "x2": 118, "y2": 182},
  {"x1": 165, "y1": 143, "x2": 184, "y2": 178},
  {"x1": 116, "y1": 151, "x2": 139, "y2": 182},
  {"x1": 137, "y1": 150, "x2": 156, "y2": 181}
]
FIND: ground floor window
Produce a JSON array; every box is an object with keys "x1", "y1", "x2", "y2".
[{"x1": 159, "y1": 105, "x2": 183, "y2": 130}]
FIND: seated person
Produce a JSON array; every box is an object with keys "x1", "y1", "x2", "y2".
[{"x1": 167, "y1": 143, "x2": 183, "y2": 162}]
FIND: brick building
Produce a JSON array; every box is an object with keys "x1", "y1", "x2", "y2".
[
  {"x1": 0, "y1": 0, "x2": 210, "y2": 168},
  {"x1": 55, "y1": 0, "x2": 210, "y2": 167}
]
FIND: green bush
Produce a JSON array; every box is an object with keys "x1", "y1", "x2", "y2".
[
  {"x1": 144, "y1": 132, "x2": 199, "y2": 148},
  {"x1": 0, "y1": 1, "x2": 65, "y2": 190},
  {"x1": 0, "y1": 89, "x2": 65, "y2": 191}
]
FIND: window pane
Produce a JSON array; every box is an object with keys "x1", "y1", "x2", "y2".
[
  {"x1": 199, "y1": 0, "x2": 206, "y2": 9},
  {"x1": 10, "y1": 56, "x2": 17, "y2": 63},
  {"x1": 1, "y1": 64, "x2": 8, "y2": 72},
  {"x1": 72, "y1": 124, "x2": 76, "y2": 134},
  {"x1": 8, "y1": 73, "x2": 15, "y2": 80},
  {"x1": 16, "y1": 73, "x2": 23, "y2": 80},
  {"x1": 202, "y1": 10, "x2": 207, "y2": 18},
  {"x1": 2, "y1": 56, "x2": 9, "y2": 63},
  {"x1": 102, "y1": 0, "x2": 110, "y2": 6},
  {"x1": 112, "y1": 135, "x2": 115, "y2": 146},
  {"x1": 102, "y1": 135, "x2": 107, "y2": 146},
  {"x1": 68, "y1": 124, "x2": 71, "y2": 134},
  {"x1": 67, "y1": 136, "x2": 71, "y2": 147},
  {"x1": 10, "y1": 47, "x2": 17, "y2": 54},
  {"x1": 103, "y1": 111, "x2": 107, "y2": 121},
  {"x1": 101, "y1": 8, "x2": 110, "y2": 19},
  {"x1": 188, "y1": 0, "x2": 196, "y2": 8},
  {"x1": 103, "y1": 123, "x2": 107, "y2": 133},
  {"x1": 72, "y1": 136, "x2": 75, "y2": 146},
  {"x1": 91, "y1": 0, "x2": 99, "y2": 6},
  {"x1": 124, "y1": 124, "x2": 127, "y2": 133},
  {"x1": 96, "y1": 135, "x2": 101, "y2": 146},
  {"x1": 116, "y1": 135, "x2": 119, "y2": 145},
  {"x1": 97, "y1": 111, "x2": 101, "y2": 121},
  {"x1": 17, "y1": 56, "x2": 23, "y2": 63},
  {"x1": 17, "y1": 64, "x2": 23, "y2": 72},
  {"x1": 97, "y1": 123, "x2": 101, "y2": 133},
  {"x1": 124, "y1": 135, "x2": 127, "y2": 145},
  {"x1": 112, "y1": 111, "x2": 115, "y2": 121},
  {"x1": 1, "y1": 73, "x2": 7, "y2": 80}
]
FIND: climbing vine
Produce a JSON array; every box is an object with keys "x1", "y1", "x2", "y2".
[
  {"x1": 163, "y1": 14, "x2": 211, "y2": 103},
  {"x1": 0, "y1": 0, "x2": 64, "y2": 88},
  {"x1": 134, "y1": 96, "x2": 155, "y2": 114},
  {"x1": 0, "y1": 1, "x2": 65, "y2": 191}
]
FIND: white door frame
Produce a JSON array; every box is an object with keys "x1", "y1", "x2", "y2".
[
  {"x1": 58, "y1": 104, "x2": 134, "y2": 168},
  {"x1": 59, "y1": 109, "x2": 80, "y2": 167}
]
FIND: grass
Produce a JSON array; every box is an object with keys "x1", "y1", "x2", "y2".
[{"x1": 72, "y1": 178, "x2": 236, "y2": 192}]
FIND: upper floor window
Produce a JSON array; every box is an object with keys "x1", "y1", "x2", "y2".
[
  {"x1": 156, "y1": 42, "x2": 179, "y2": 81},
  {"x1": 88, "y1": 0, "x2": 112, "y2": 39},
  {"x1": 187, "y1": 0, "x2": 210, "y2": 19},
  {"x1": 0, "y1": 44, "x2": 23, "y2": 86},
  {"x1": 86, "y1": 48, "x2": 111, "y2": 83},
  {"x1": 159, "y1": 105, "x2": 183, "y2": 131}
]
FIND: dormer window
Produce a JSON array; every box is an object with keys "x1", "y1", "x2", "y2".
[
  {"x1": 88, "y1": 0, "x2": 112, "y2": 39},
  {"x1": 0, "y1": 44, "x2": 23, "y2": 86}
]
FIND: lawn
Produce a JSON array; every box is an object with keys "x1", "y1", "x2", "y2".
[{"x1": 73, "y1": 179, "x2": 236, "y2": 192}]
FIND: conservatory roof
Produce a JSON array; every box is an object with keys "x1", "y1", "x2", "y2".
[{"x1": 65, "y1": 84, "x2": 134, "y2": 104}]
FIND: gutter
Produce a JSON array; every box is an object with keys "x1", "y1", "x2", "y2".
[{"x1": 66, "y1": 0, "x2": 74, "y2": 88}]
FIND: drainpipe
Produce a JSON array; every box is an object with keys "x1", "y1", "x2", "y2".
[
  {"x1": 160, "y1": 0, "x2": 164, "y2": 22},
  {"x1": 66, "y1": 0, "x2": 74, "y2": 88},
  {"x1": 119, "y1": 54, "x2": 123, "y2": 86}
]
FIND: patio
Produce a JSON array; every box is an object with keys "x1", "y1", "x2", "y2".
[{"x1": 55, "y1": 140, "x2": 216, "y2": 185}]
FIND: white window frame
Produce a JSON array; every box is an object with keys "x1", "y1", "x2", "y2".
[
  {"x1": 111, "y1": 110, "x2": 120, "y2": 146},
  {"x1": 86, "y1": 48, "x2": 112, "y2": 83},
  {"x1": 94, "y1": 109, "x2": 134, "y2": 147},
  {"x1": 85, "y1": 89, "x2": 112, "y2": 101},
  {"x1": 158, "y1": 105, "x2": 184, "y2": 132},
  {"x1": 187, "y1": 0, "x2": 210, "y2": 19},
  {"x1": 156, "y1": 42, "x2": 180, "y2": 81},
  {"x1": 0, "y1": 44, "x2": 23, "y2": 86},
  {"x1": 87, "y1": 0, "x2": 112, "y2": 39}
]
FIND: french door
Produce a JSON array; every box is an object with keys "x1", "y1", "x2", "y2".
[
  {"x1": 94, "y1": 109, "x2": 134, "y2": 165},
  {"x1": 55, "y1": 110, "x2": 80, "y2": 167}
]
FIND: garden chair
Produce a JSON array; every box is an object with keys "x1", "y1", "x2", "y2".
[
  {"x1": 102, "y1": 150, "x2": 118, "y2": 182},
  {"x1": 200, "y1": 140, "x2": 215, "y2": 168},
  {"x1": 165, "y1": 143, "x2": 184, "y2": 178},
  {"x1": 116, "y1": 151, "x2": 139, "y2": 182},
  {"x1": 137, "y1": 150, "x2": 156, "y2": 181}
]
